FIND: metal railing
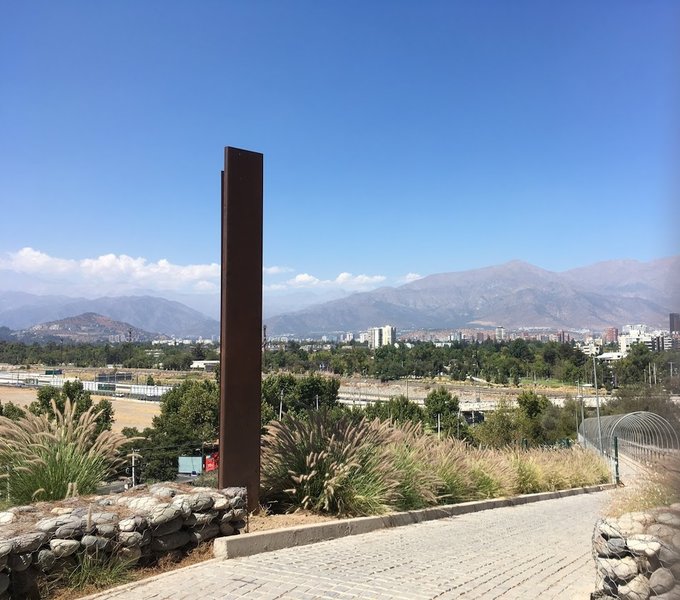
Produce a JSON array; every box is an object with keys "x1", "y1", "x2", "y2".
[{"x1": 579, "y1": 411, "x2": 679, "y2": 464}]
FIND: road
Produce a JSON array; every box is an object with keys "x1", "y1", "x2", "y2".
[{"x1": 90, "y1": 490, "x2": 610, "y2": 600}]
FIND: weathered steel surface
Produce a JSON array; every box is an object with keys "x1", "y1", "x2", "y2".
[{"x1": 218, "y1": 146, "x2": 263, "y2": 511}]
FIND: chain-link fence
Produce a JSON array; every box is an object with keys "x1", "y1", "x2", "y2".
[{"x1": 579, "y1": 411, "x2": 679, "y2": 484}]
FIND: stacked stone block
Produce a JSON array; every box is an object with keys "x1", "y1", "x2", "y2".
[
  {"x1": 0, "y1": 484, "x2": 247, "y2": 599},
  {"x1": 592, "y1": 504, "x2": 680, "y2": 600}
]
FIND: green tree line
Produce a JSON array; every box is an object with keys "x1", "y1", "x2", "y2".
[{"x1": 0, "y1": 340, "x2": 217, "y2": 370}]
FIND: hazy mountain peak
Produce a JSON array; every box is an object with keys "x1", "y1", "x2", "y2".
[{"x1": 267, "y1": 257, "x2": 679, "y2": 336}]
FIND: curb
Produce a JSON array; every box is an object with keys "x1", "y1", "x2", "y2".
[
  {"x1": 82, "y1": 483, "x2": 614, "y2": 599},
  {"x1": 213, "y1": 482, "x2": 616, "y2": 559}
]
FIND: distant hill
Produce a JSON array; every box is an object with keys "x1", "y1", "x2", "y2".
[
  {"x1": 266, "y1": 257, "x2": 679, "y2": 337},
  {"x1": 0, "y1": 293, "x2": 219, "y2": 338},
  {"x1": 18, "y1": 312, "x2": 157, "y2": 343}
]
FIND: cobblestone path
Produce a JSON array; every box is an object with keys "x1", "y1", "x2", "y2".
[{"x1": 91, "y1": 491, "x2": 610, "y2": 599}]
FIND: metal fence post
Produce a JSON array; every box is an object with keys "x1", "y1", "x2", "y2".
[{"x1": 613, "y1": 436, "x2": 620, "y2": 485}]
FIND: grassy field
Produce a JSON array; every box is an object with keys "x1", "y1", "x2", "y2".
[{"x1": 0, "y1": 386, "x2": 160, "y2": 432}]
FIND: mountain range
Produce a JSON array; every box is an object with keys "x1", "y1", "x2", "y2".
[
  {"x1": 1, "y1": 257, "x2": 677, "y2": 340},
  {"x1": 0, "y1": 292, "x2": 219, "y2": 338},
  {"x1": 266, "y1": 257, "x2": 679, "y2": 336},
  {"x1": 19, "y1": 312, "x2": 157, "y2": 343}
]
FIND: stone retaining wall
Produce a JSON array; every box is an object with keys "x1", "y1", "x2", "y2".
[
  {"x1": 592, "y1": 504, "x2": 680, "y2": 599},
  {"x1": 0, "y1": 483, "x2": 247, "y2": 599}
]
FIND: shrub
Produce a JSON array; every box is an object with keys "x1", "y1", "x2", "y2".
[
  {"x1": 387, "y1": 422, "x2": 440, "y2": 510},
  {"x1": 428, "y1": 438, "x2": 470, "y2": 504},
  {"x1": 513, "y1": 453, "x2": 543, "y2": 494},
  {"x1": 260, "y1": 411, "x2": 611, "y2": 516},
  {"x1": 261, "y1": 410, "x2": 399, "y2": 516},
  {"x1": 0, "y1": 399, "x2": 131, "y2": 504}
]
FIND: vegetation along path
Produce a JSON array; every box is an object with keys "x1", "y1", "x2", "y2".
[{"x1": 87, "y1": 490, "x2": 611, "y2": 600}]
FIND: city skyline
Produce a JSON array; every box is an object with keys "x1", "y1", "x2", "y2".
[{"x1": 1, "y1": 2, "x2": 678, "y2": 303}]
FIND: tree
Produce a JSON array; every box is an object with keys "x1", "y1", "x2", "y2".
[
  {"x1": 261, "y1": 373, "x2": 340, "y2": 415},
  {"x1": 29, "y1": 381, "x2": 113, "y2": 437},
  {"x1": 423, "y1": 387, "x2": 462, "y2": 438},
  {"x1": 516, "y1": 390, "x2": 552, "y2": 444},
  {"x1": 602, "y1": 385, "x2": 680, "y2": 430},
  {"x1": 516, "y1": 390, "x2": 550, "y2": 419},
  {"x1": 613, "y1": 343, "x2": 653, "y2": 385},
  {"x1": 134, "y1": 379, "x2": 220, "y2": 482},
  {"x1": 0, "y1": 400, "x2": 26, "y2": 420},
  {"x1": 364, "y1": 395, "x2": 424, "y2": 424},
  {"x1": 473, "y1": 401, "x2": 519, "y2": 447}
]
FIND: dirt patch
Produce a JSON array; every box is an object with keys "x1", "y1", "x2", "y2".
[
  {"x1": 247, "y1": 509, "x2": 337, "y2": 532},
  {"x1": 0, "y1": 386, "x2": 160, "y2": 432}
]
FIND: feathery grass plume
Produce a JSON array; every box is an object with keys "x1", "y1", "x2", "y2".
[
  {"x1": 0, "y1": 399, "x2": 132, "y2": 504},
  {"x1": 429, "y1": 437, "x2": 474, "y2": 503},
  {"x1": 463, "y1": 447, "x2": 514, "y2": 500},
  {"x1": 512, "y1": 452, "x2": 543, "y2": 494},
  {"x1": 260, "y1": 410, "x2": 399, "y2": 516},
  {"x1": 387, "y1": 421, "x2": 441, "y2": 510},
  {"x1": 523, "y1": 446, "x2": 610, "y2": 491}
]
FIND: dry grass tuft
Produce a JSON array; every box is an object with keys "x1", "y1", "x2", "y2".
[{"x1": 607, "y1": 458, "x2": 680, "y2": 517}]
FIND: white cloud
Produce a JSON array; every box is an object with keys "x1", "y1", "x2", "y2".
[
  {"x1": 194, "y1": 280, "x2": 218, "y2": 292},
  {"x1": 0, "y1": 247, "x2": 77, "y2": 274},
  {"x1": 0, "y1": 247, "x2": 390, "y2": 298},
  {"x1": 0, "y1": 247, "x2": 220, "y2": 295},
  {"x1": 402, "y1": 272, "x2": 423, "y2": 283},
  {"x1": 336, "y1": 273, "x2": 386, "y2": 286},
  {"x1": 263, "y1": 265, "x2": 293, "y2": 275},
  {"x1": 283, "y1": 271, "x2": 386, "y2": 290},
  {"x1": 287, "y1": 273, "x2": 321, "y2": 286}
]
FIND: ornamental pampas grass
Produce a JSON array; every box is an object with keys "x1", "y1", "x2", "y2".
[{"x1": 0, "y1": 399, "x2": 130, "y2": 504}]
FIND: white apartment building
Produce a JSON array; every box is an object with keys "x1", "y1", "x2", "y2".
[
  {"x1": 619, "y1": 325, "x2": 669, "y2": 354},
  {"x1": 366, "y1": 325, "x2": 397, "y2": 349}
]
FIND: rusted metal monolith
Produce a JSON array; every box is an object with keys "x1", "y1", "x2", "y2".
[{"x1": 218, "y1": 146, "x2": 263, "y2": 512}]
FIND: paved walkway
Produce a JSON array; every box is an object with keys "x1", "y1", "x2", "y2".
[{"x1": 92, "y1": 491, "x2": 611, "y2": 600}]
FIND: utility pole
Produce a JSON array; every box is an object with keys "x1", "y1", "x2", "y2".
[
  {"x1": 593, "y1": 356, "x2": 603, "y2": 453},
  {"x1": 131, "y1": 449, "x2": 138, "y2": 488},
  {"x1": 279, "y1": 389, "x2": 284, "y2": 419}
]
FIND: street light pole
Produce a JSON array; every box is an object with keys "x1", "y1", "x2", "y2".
[{"x1": 593, "y1": 356, "x2": 603, "y2": 453}]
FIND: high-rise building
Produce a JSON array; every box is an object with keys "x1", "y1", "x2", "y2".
[
  {"x1": 495, "y1": 326, "x2": 505, "y2": 342},
  {"x1": 368, "y1": 327, "x2": 382, "y2": 349},
  {"x1": 603, "y1": 327, "x2": 619, "y2": 344},
  {"x1": 671, "y1": 313, "x2": 680, "y2": 350},
  {"x1": 670, "y1": 313, "x2": 680, "y2": 335},
  {"x1": 367, "y1": 325, "x2": 397, "y2": 349},
  {"x1": 381, "y1": 325, "x2": 396, "y2": 346}
]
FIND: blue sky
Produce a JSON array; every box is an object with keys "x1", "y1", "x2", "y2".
[{"x1": 1, "y1": 1, "x2": 678, "y2": 314}]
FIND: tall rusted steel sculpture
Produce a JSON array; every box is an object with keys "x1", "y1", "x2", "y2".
[{"x1": 218, "y1": 147, "x2": 263, "y2": 511}]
